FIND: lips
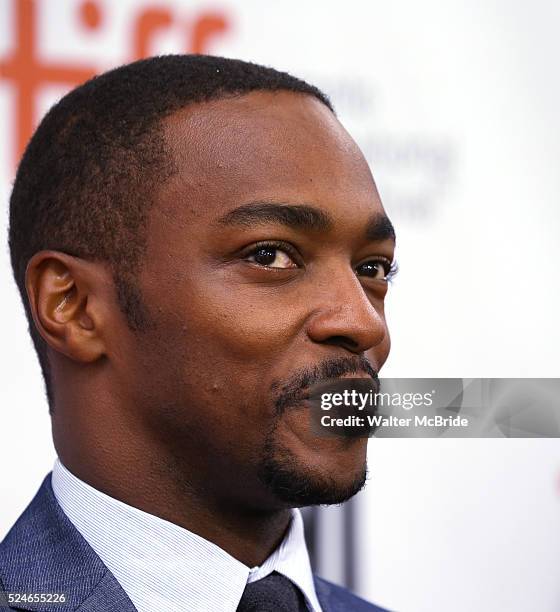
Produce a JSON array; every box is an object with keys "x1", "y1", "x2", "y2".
[
  {"x1": 272, "y1": 357, "x2": 378, "y2": 416},
  {"x1": 338, "y1": 372, "x2": 374, "y2": 380},
  {"x1": 305, "y1": 375, "x2": 381, "y2": 398}
]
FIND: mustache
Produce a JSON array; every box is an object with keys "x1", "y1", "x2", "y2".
[{"x1": 272, "y1": 355, "x2": 378, "y2": 416}]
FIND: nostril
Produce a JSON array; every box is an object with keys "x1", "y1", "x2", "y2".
[{"x1": 326, "y1": 335, "x2": 360, "y2": 351}]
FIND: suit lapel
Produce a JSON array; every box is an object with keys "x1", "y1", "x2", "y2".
[
  {"x1": 73, "y1": 571, "x2": 137, "y2": 612},
  {"x1": 0, "y1": 474, "x2": 136, "y2": 612},
  {"x1": 314, "y1": 576, "x2": 334, "y2": 612}
]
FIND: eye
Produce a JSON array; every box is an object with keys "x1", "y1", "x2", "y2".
[
  {"x1": 246, "y1": 244, "x2": 299, "y2": 269},
  {"x1": 356, "y1": 258, "x2": 396, "y2": 280}
]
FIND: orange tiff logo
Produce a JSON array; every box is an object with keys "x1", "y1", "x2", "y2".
[{"x1": 0, "y1": 0, "x2": 231, "y2": 168}]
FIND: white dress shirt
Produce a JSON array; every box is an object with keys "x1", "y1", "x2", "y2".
[{"x1": 51, "y1": 459, "x2": 322, "y2": 612}]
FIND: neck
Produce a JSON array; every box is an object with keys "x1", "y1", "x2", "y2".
[{"x1": 53, "y1": 419, "x2": 292, "y2": 568}]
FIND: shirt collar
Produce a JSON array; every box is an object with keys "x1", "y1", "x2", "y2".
[{"x1": 51, "y1": 459, "x2": 322, "y2": 612}]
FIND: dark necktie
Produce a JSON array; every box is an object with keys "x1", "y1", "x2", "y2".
[{"x1": 236, "y1": 571, "x2": 309, "y2": 611}]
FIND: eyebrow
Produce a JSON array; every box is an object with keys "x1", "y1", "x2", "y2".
[
  {"x1": 216, "y1": 201, "x2": 396, "y2": 242},
  {"x1": 217, "y1": 202, "x2": 332, "y2": 231},
  {"x1": 366, "y1": 213, "x2": 396, "y2": 243}
]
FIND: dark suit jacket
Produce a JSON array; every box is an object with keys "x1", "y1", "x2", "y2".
[{"x1": 0, "y1": 475, "x2": 387, "y2": 611}]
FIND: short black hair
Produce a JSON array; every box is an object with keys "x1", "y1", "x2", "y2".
[{"x1": 8, "y1": 54, "x2": 334, "y2": 410}]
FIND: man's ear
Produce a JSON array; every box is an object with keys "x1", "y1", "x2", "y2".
[{"x1": 25, "y1": 251, "x2": 110, "y2": 363}]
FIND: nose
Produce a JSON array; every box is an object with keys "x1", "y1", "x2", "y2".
[{"x1": 305, "y1": 268, "x2": 388, "y2": 354}]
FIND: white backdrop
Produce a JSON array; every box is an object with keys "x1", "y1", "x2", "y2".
[{"x1": 1, "y1": 1, "x2": 560, "y2": 611}]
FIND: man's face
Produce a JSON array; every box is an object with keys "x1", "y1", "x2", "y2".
[{"x1": 119, "y1": 91, "x2": 395, "y2": 511}]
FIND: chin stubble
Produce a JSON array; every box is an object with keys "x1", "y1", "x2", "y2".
[
  {"x1": 257, "y1": 355, "x2": 374, "y2": 506},
  {"x1": 257, "y1": 429, "x2": 368, "y2": 507}
]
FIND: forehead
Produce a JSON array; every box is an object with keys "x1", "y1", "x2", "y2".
[{"x1": 157, "y1": 91, "x2": 383, "y2": 224}]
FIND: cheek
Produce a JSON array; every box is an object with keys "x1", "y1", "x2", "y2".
[
  {"x1": 176, "y1": 277, "x2": 301, "y2": 363},
  {"x1": 137, "y1": 280, "x2": 301, "y2": 411}
]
